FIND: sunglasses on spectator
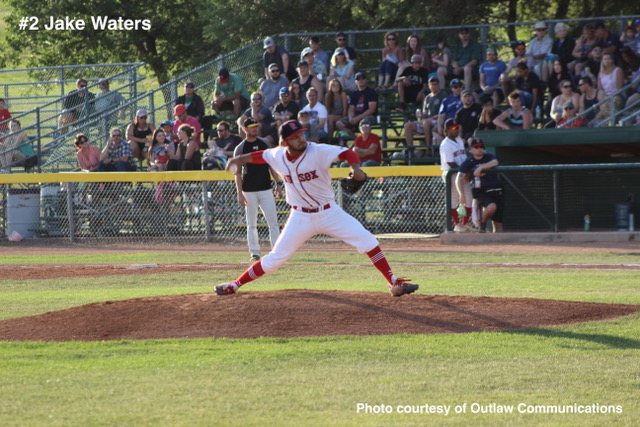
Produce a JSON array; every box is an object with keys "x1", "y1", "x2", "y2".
[
  {"x1": 270, "y1": 69, "x2": 280, "y2": 72},
  {"x1": 139, "y1": 116, "x2": 147, "y2": 119},
  {"x1": 451, "y1": 85, "x2": 462, "y2": 89},
  {"x1": 562, "y1": 85, "x2": 572, "y2": 89},
  {"x1": 111, "y1": 133, "x2": 121, "y2": 137},
  {"x1": 79, "y1": 85, "x2": 87, "y2": 88},
  {"x1": 564, "y1": 106, "x2": 574, "y2": 110},
  {"x1": 337, "y1": 38, "x2": 345, "y2": 41},
  {"x1": 252, "y1": 97, "x2": 262, "y2": 101},
  {"x1": 387, "y1": 37, "x2": 396, "y2": 41}
]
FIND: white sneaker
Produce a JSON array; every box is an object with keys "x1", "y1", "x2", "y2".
[{"x1": 453, "y1": 224, "x2": 468, "y2": 233}]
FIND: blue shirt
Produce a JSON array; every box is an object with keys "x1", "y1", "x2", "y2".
[
  {"x1": 439, "y1": 94, "x2": 462, "y2": 120},
  {"x1": 479, "y1": 60, "x2": 507, "y2": 87},
  {"x1": 459, "y1": 153, "x2": 502, "y2": 189}
]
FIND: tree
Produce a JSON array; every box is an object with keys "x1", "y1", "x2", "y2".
[{"x1": 3, "y1": 0, "x2": 217, "y2": 85}]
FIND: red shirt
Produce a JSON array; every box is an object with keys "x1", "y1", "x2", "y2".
[
  {"x1": 353, "y1": 133, "x2": 382, "y2": 164},
  {"x1": 0, "y1": 109, "x2": 11, "y2": 131}
]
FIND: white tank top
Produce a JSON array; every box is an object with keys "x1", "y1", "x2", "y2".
[{"x1": 599, "y1": 67, "x2": 620, "y2": 96}]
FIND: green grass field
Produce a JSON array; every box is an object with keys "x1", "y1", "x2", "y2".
[{"x1": 0, "y1": 248, "x2": 639, "y2": 426}]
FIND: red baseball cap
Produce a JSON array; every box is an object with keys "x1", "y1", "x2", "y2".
[{"x1": 173, "y1": 104, "x2": 187, "y2": 116}]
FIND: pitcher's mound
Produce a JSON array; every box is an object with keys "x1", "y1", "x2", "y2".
[{"x1": 0, "y1": 290, "x2": 638, "y2": 342}]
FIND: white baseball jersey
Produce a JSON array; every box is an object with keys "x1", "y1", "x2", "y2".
[
  {"x1": 440, "y1": 136, "x2": 467, "y2": 171},
  {"x1": 262, "y1": 142, "x2": 347, "y2": 208}
]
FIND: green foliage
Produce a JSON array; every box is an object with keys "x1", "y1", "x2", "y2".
[{"x1": 2, "y1": 0, "x2": 217, "y2": 84}]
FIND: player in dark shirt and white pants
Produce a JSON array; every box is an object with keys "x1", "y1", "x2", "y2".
[{"x1": 233, "y1": 118, "x2": 281, "y2": 261}]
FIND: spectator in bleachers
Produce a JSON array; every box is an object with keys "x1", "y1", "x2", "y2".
[
  {"x1": 577, "y1": 76, "x2": 604, "y2": 126},
  {"x1": 74, "y1": 133, "x2": 100, "y2": 172},
  {"x1": 259, "y1": 63, "x2": 290, "y2": 110},
  {"x1": 175, "y1": 81, "x2": 205, "y2": 123},
  {"x1": 160, "y1": 120, "x2": 177, "y2": 143},
  {"x1": 325, "y1": 79, "x2": 348, "y2": 138},
  {"x1": 572, "y1": 23, "x2": 598, "y2": 76},
  {"x1": 501, "y1": 41, "x2": 535, "y2": 96},
  {"x1": 581, "y1": 45, "x2": 603, "y2": 81},
  {"x1": 625, "y1": 68, "x2": 640, "y2": 113},
  {"x1": 300, "y1": 87, "x2": 328, "y2": 141},
  {"x1": 61, "y1": 78, "x2": 95, "y2": 128},
  {"x1": 97, "y1": 127, "x2": 137, "y2": 172},
  {"x1": 477, "y1": 95, "x2": 501, "y2": 131},
  {"x1": 289, "y1": 81, "x2": 303, "y2": 106},
  {"x1": 237, "y1": 92, "x2": 276, "y2": 146},
  {"x1": 594, "y1": 21, "x2": 622, "y2": 56},
  {"x1": 146, "y1": 129, "x2": 171, "y2": 172},
  {"x1": 212, "y1": 68, "x2": 251, "y2": 119},
  {"x1": 273, "y1": 87, "x2": 300, "y2": 130},
  {"x1": 513, "y1": 62, "x2": 541, "y2": 111},
  {"x1": 555, "y1": 101, "x2": 585, "y2": 128},
  {"x1": 455, "y1": 90, "x2": 482, "y2": 141},
  {"x1": 309, "y1": 36, "x2": 330, "y2": 71},
  {"x1": 619, "y1": 47, "x2": 640, "y2": 82},
  {"x1": 173, "y1": 124, "x2": 202, "y2": 171},
  {"x1": 432, "y1": 36, "x2": 453, "y2": 89},
  {"x1": 436, "y1": 79, "x2": 463, "y2": 136},
  {"x1": 620, "y1": 25, "x2": 639, "y2": 53},
  {"x1": 0, "y1": 120, "x2": 29, "y2": 171},
  {"x1": 542, "y1": 22, "x2": 575, "y2": 82},
  {"x1": 493, "y1": 91, "x2": 533, "y2": 130},
  {"x1": 451, "y1": 26, "x2": 482, "y2": 90},
  {"x1": 335, "y1": 32, "x2": 358, "y2": 67},
  {"x1": 126, "y1": 109, "x2": 155, "y2": 162},
  {"x1": 336, "y1": 72, "x2": 378, "y2": 136},
  {"x1": 301, "y1": 47, "x2": 327, "y2": 82},
  {"x1": 94, "y1": 79, "x2": 125, "y2": 139},
  {"x1": 291, "y1": 60, "x2": 324, "y2": 108},
  {"x1": 550, "y1": 80, "x2": 580, "y2": 123},
  {"x1": 341, "y1": 119, "x2": 381, "y2": 167},
  {"x1": 478, "y1": 46, "x2": 507, "y2": 107},
  {"x1": 546, "y1": 60, "x2": 574, "y2": 108},
  {"x1": 526, "y1": 21, "x2": 553, "y2": 82},
  {"x1": 209, "y1": 121, "x2": 242, "y2": 158},
  {"x1": 173, "y1": 104, "x2": 202, "y2": 148},
  {"x1": 598, "y1": 52, "x2": 624, "y2": 96},
  {"x1": 395, "y1": 55, "x2": 429, "y2": 109},
  {"x1": 0, "y1": 98, "x2": 12, "y2": 132},
  {"x1": 404, "y1": 77, "x2": 447, "y2": 153},
  {"x1": 329, "y1": 48, "x2": 356, "y2": 93},
  {"x1": 263, "y1": 37, "x2": 296, "y2": 82},
  {"x1": 377, "y1": 31, "x2": 404, "y2": 90},
  {"x1": 396, "y1": 35, "x2": 429, "y2": 80}
]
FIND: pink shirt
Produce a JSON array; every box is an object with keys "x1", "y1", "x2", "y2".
[{"x1": 173, "y1": 116, "x2": 202, "y2": 146}]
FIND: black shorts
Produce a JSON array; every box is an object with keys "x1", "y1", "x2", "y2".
[{"x1": 474, "y1": 187, "x2": 504, "y2": 223}]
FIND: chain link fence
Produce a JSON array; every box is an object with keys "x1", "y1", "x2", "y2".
[{"x1": 0, "y1": 168, "x2": 445, "y2": 243}]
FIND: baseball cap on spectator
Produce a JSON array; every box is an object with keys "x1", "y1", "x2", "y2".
[
  {"x1": 355, "y1": 72, "x2": 366, "y2": 80},
  {"x1": 410, "y1": 54, "x2": 423, "y2": 63},
  {"x1": 263, "y1": 37, "x2": 275, "y2": 49},
  {"x1": 297, "y1": 110, "x2": 309, "y2": 116},
  {"x1": 625, "y1": 25, "x2": 636, "y2": 32},
  {"x1": 514, "y1": 41, "x2": 526, "y2": 51},
  {"x1": 469, "y1": 137, "x2": 485, "y2": 147},
  {"x1": 444, "y1": 118, "x2": 459, "y2": 129},
  {"x1": 428, "y1": 76, "x2": 439, "y2": 83},
  {"x1": 268, "y1": 63, "x2": 279, "y2": 71},
  {"x1": 563, "y1": 101, "x2": 575, "y2": 110},
  {"x1": 459, "y1": 26, "x2": 470, "y2": 33},
  {"x1": 279, "y1": 87, "x2": 290, "y2": 95},
  {"x1": 450, "y1": 78, "x2": 462, "y2": 87},
  {"x1": 534, "y1": 21, "x2": 547, "y2": 30},
  {"x1": 297, "y1": 60, "x2": 308, "y2": 67},
  {"x1": 136, "y1": 109, "x2": 148, "y2": 117},
  {"x1": 173, "y1": 104, "x2": 187, "y2": 116},
  {"x1": 480, "y1": 95, "x2": 493, "y2": 105},
  {"x1": 335, "y1": 48, "x2": 347, "y2": 56},
  {"x1": 633, "y1": 18, "x2": 640, "y2": 27},
  {"x1": 185, "y1": 81, "x2": 195, "y2": 88},
  {"x1": 243, "y1": 118, "x2": 260, "y2": 128},
  {"x1": 280, "y1": 120, "x2": 307, "y2": 142},
  {"x1": 160, "y1": 120, "x2": 173, "y2": 127},
  {"x1": 461, "y1": 89, "x2": 473, "y2": 96},
  {"x1": 301, "y1": 47, "x2": 313, "y2": 57},
  {"x1": 218, "y1": 68, "x2": 230, "y2": 83}
]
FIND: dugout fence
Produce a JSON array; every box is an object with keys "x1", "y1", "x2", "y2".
[{"x1": 1, "y1": 164, "x2": 639, "y2": 243}]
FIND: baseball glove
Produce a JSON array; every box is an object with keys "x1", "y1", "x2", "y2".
[{"x1": 340, "y1": 172, "x2": 368, "y2": 195}]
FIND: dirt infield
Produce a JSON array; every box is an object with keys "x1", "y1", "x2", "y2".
[{"x1": 1, "y1": 239, "x2": 639, "y2": 342}]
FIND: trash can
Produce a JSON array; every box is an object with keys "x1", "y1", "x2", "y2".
[
  {"x1": 7, "y1": 188, "x2": 41, "y2": 238},
  {"x1": 40, "y1": 183, "x2": 66, "y2": 237},
  {"x1": 614, "y1": 202, "x2": 632, "y2": 231}
]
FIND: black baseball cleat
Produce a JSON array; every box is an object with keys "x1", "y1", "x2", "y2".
[{"x1": 388, "y1": 278, "x2": 419, "y2": 297}]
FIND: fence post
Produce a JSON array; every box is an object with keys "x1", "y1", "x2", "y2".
[
  {"x1": 66, "y1": 182, "x2": 76, "y2": 242},
  {"x1": 202, "y1": 181, "x2": 212, "y2": 241},
  {"x1": 35, "y1": 107, "x2": 42, "y2": 173},
  {"x1": 445, "y1": 170, "x2": 454, "y2": 233},
  {"x1": 553, "y1": 170, "x2": 559, "y2": 232}
]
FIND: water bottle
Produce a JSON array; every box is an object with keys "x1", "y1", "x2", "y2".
[
  {"x1": 535, "y1": 106, "x2": 541, "y2": 119},
  {"x1": 474, "y1": 176, "x2": 481, "y2": 188},
  {"x1": 584, "y1": 214, "x2": 591, "y2": 232}
]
